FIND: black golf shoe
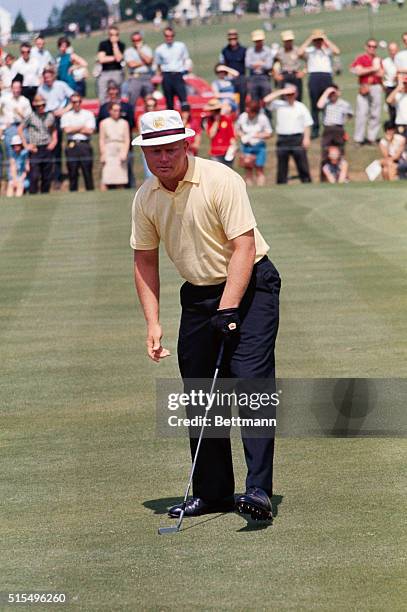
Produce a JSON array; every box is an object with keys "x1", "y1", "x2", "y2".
[
  {"x1": 235, "y1": 487, "x2": 273, "y2": 521},
  {"x1": 168, "y1": 496, "x2": 235, "y2": 518}
]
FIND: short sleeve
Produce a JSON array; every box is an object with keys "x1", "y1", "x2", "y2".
[
  {"x1": 85, "y1": 112, "x2": 96, "y2": 130},
  {"x1": 130, "y1": 191, "x2": 160, "y2": 250},
  {"x1": 60, "y1": 113, "x2": 68, "y2": 129},
  {"x1": 302, "y1": 105, "x2": 313, "y2": 127},
  {"x1": 213, "y1": 171, "x2": 257, "y2": 241},
  {"x1": 98, "y1": 41, "x2": 106, "y2": 53}
]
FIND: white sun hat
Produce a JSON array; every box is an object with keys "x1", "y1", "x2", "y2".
[
  {"x1": 132, "y1": 110, "x2": 195, "y2": 146},
  {"x1": 11, "y1": 135, "x2": 23, "y2": 146}
]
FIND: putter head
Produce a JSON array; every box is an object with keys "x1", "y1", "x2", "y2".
[{"x1": 158, "y1": 525, "x2": 180, "y2": 535}]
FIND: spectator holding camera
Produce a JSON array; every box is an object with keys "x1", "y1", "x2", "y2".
[{"x1": 350, "y1": 39, "x2": 384, "y2": 145}]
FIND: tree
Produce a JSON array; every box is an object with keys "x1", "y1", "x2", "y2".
[
  {"x1": 47, "y1": 5, "x2": 62, "y2": 30},
  {"x1": 12, "y1": 11, "x2": 28, "y2": 34},
  {"x1": 60, "y1": 0, "x2": 109, "y2": 32}
]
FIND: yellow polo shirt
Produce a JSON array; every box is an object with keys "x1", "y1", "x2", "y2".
[{"x1": 130, "y1": 156, "x2": 269, "y2": 286}]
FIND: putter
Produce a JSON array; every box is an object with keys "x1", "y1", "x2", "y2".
[{"x1": 158, "y1": 340, "x2": 225, "y2": 535}]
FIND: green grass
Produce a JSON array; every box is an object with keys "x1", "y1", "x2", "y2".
[{"x1": 1, "y1": 185, "x2": 406, "y2": 610}]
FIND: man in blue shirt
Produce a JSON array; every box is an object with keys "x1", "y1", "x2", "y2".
[
  {"x1": 154, "y1": 27, "x2": 189, "y2": 110},
  {"x1": 220, "y1": 29, "x2": 247, "y2": 114}
]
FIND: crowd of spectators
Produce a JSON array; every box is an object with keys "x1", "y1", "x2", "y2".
[{"x1": 1, "y1": 24, "x2": 407, "y2": 197}]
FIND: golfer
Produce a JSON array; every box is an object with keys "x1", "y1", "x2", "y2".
[{"x1": 131, "y1": 110, "x2": 280, "y2": 521}]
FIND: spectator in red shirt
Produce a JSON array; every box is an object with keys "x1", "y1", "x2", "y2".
[
  {"x1": 350, "y1": 39, "x2": 384, "y2": 145},
  {"x1": 203, "y1": 98, "x2": 236, "y2": 166}
]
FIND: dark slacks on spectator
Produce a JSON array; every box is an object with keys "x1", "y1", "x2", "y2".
[
  {"x1": 281, "y1": 71, "x2": 303, "y2": 102},
  {"x1": 65, "y1": 141, "x2": 94, "y2": 191},
  {"x1": 247, "y1": 74, "x2": 271, "y2": 101},
  {"x1": 308, "y1": 72, "x2": 333, "y2": 137},
  {"x1": 126, "y1": 75, "x2": 154, "y2": 108},
  {"x1": 162, "y1": 72, "x2": 188, "y2": 110},
  {"x1": 276, "y1": 134, "x2": 312, "y2": 184},
  {"x1": 22, "y1": 86, "x2": 38, "y2": 104},
  {"x1": 53, "y1": 117, "x2": 64, "y2": 184},
  {"x1": 385, "y1": 87, "x2": 396, "y2": 125},
  {"x1": 232, "y1": 74, "x2": 248, "y2": 114},
  {"x1": 177, "y1": 257, "x2": 280, "y2": 501},
  {"x1": 29, "y1": 146, "x2": 54, "y2": 194}
]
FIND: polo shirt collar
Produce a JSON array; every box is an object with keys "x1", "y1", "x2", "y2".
[{"x1": 152, "y1": 155, "x2": 200, "y2": 191}]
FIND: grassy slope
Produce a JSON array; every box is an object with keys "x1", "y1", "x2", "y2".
[
  {"x1": 1, "y1": 186, "x2": 406, "y2": 610},
  {"x1": 7, "y1": 4, "x2": 406, "y2": 181}
]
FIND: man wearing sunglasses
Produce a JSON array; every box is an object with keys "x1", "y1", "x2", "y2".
[
  {"x1": 219, "y1": 29, "x2": 247, "y2": 114},
  {"x1": 351, "y1": 39, "x2": 384, "y2": 145}
]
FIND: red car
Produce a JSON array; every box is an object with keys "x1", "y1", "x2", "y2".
[{"x1": 82, "y1": 74, "x2": 215, "y2": 121}]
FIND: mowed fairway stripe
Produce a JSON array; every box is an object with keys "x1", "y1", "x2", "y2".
[
  {"x1": 0, "y1": 197, "x2": 58, "y2": 338},
  {"x1": 254, "y1": 185, "x2": 407, "y2": 376}
]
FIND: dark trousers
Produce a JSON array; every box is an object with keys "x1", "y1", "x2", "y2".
[
  {"x1": 29, "y1": 146, "x2": 54, "y2": 194},
  {"x1": 247, "y1": 74, "x2": 271, "y2": 101},
  {"x1": 385, "y1": 86, "x2": 397, "y2": 125},
  {"x1": 162, "y1": 72, "x2": 187, "y2": 110},
  {"x1": 277, "y1": 134, "x2": 311, "y2": 184},
  {"x1": 54, "y1": 117, "x2": 63, "y2": 183},
  {"x1": 177, "y1": 257, "x2": 281, "y2": 501},
  {"x1": 65, "y1": 141, "x2": 94, "y2": 191},
  {"x1": 232, "y1": 74, "x2": 247, "y2": 114},
  {"x1": 281, "y1": 71, "x2": 303, "y2": 102},
  {"x1": 308, "y1": 72, "x2": 333, "y2": 136}
]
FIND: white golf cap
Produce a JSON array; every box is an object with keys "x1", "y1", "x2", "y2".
[
  {"x1": 11, "y1": 135, "x2": 23, "y2": 146},
  {"x1": 132, "y1": 110, "x2": 195, "y2": 146}
]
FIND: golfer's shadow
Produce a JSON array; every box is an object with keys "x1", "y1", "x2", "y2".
[{"x1": 143, "y1": 494, "x2": 284, "y2": 532}]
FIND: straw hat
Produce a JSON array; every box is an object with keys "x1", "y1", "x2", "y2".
[
  {"x1": 131, "y1": 110, "x2": 195, "y2": 147},
  {"x1": 251, "y1": 29, "x2": 265, "y2": 42},
  {"x1": 11, "y1": 135, "x2": 23, "y2": 146},
  {"x1": 203, "y1": 98, "x2": 223, "y2": 112},
  {"x1": 281, "y1": 30, "x2": 295, "y2": 42},
  {"x1": 311, "y1": 29, "x2": 325, "y2": 40}
]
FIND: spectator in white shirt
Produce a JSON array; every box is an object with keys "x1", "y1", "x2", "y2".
[
  {"x1": 383, "y1": 42, "x2": 399, "y2": 124},
  {"x1": 60, "y1": 94, "x2": 96, "y2": 191},
  {"x1": 0, "y1": 79, "x2": 32, "y2": 159},
  {"x1": 298, "y1": 29, "x2": 340, "y2": 139},
  {"x1": 0, "y1": 54, "x2": 15, "y2": 95},
  {"x1": 387, "y1": 74, "x2": 407, "y2": 135},
  {"x1": 31, "y1": 35, "x2": 55, "y2": 73},
  {"x1": 264, "y1": 83, "x2": 313, "y2": 184},
  {"x1": 236, "y1": 100, "x2": 272, "y2": 186},
  {"x1": 11, "y1": 43, "x2": 42, "y2": 103},
  {"x1": 394, "y1": 32, "x2": 407, "y2": 75}
]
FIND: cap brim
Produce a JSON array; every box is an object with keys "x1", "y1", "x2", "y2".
[{"x1": 132, "y1": 128, "x2": 195, "y2": 147}]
